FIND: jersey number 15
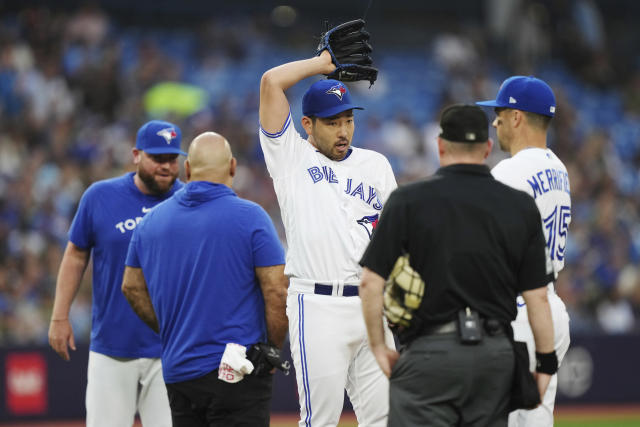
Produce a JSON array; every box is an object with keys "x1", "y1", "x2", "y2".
[{"x1": 543, "y1": 205, "x2": 571, "y2": 261}]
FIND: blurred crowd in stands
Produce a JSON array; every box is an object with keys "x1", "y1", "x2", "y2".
[{"x1": 1, "y1": 1, "x2": 639, "y2": 345}]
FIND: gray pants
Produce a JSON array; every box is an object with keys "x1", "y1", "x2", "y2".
[{"x1": 389, "y1": 332, "x2": 514, "y2": 427}]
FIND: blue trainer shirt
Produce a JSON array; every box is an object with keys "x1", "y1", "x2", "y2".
[
  {"x1": 69, "y1": 172, "x2": 183, "y2": 358},
  {"x1": 125, "y1": 181, "x2": 285, "y2": 384}
]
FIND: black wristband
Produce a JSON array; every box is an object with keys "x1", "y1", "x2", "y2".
[{"x1": 535, "y1": 351, "x2": 558, "y2": 375}]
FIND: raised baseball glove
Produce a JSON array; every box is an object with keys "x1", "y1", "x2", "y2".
[{"x1": 316, "y1": 19, "x2": 378, "y2": 86}]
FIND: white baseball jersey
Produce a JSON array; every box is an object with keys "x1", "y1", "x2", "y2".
[
  {"x1": 260, "y1": 112, "x2": 397, "y2": 427},
  {"x1": 259, "y1": 112, "x2": 397, "y2": 282},
  {"x1": 493, "y1": 147, "x2": 572, "y2": 427},
  {"x1": 492, "y1": 148, "x2": 571, "y2": 276}
]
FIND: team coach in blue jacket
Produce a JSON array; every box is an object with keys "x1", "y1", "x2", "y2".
[{"x1": 121, "y1": 132, "x2": 288, "y2": 426}]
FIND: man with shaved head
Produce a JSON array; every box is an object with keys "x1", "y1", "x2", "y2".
[{"x1": 122, "y1": 132, "x2": 288, "y2": 426}]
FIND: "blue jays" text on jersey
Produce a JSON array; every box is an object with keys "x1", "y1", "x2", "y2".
[{"x1": 307, "y1": 165, "x2": 383, "y2": 210}]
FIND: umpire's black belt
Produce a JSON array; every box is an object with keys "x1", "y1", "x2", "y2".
[
  {"x1": 422, "y1": 320, "x2": 457, "y2": 335},
  {"x1": 420, "y1": 319, "x2": 505, "y2": 336}
]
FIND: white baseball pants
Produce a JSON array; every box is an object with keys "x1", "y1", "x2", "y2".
[
  {"x1": 86, "y1": 351, "x2": 171, "y2": 427},
  {"x1": 287, "y1": 281, "x2": 395, "y2": 427},
  {"x1": 508, "y1": 288, "x2": 571, "y2": 427}
]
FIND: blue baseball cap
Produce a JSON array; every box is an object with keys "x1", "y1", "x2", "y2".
[
  {"x1": 302, "y1": 79, "x2": 364, "y2": 118},
  {"x1": 476, "y1": 76, "x2": 556, "y2": 117},
  {"x1": 135, "y1": 120, "x2": 186, "y2": 155}
]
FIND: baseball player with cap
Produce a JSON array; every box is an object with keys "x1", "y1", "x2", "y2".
[
  {"x1": 477, "y1": 76, "x2": 571, "y2": 427},
  {"x1": 49, "y1": 120, "x2": 185, "y2": 427},
  {"x1": 259, "y1": 50, "x2": 397, "y2": 426}
]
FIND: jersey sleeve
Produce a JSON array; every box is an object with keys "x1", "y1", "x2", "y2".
[
  {"x1": 516, "y1": 200, "x2": 550, "y2": 292},
  {"x1": 259, "y1": 111, "x2": 305, "y2": 179},
  {"x1": 250, "y1": 205, "x2": 286, "y2": 267},
  {"x1": 492, "y1": 159, "x2": 533, "y2": 196},
  {"x1": 68, "y1": 186, "x2": 96, "y2": 249},
  {"x1": 359, "y1": 189, "x2": 407, "y2": 279}
]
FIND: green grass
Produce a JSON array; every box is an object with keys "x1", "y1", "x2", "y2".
[
  {"x1": 555, "y1": 419, "x2": 640, "y2": 427},
  {"x1": 271, "y1": 414, "x2": 640, "y2": 427},
  {"x1": 290, "y1": 422, "x2": 640, "y2": 427}
]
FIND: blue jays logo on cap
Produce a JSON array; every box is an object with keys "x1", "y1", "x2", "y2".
[
  {"x1": 135, "y1": 120, "x2": 187, "y2": 155},
  {"x1": 302, "y1": 79, "x2": 364, "y2": 118},
  {"x1": 157, "y1": 127, "x2": 178, "y2": 144},
  {"x1": 476, "y1": 76, "x2": 556, "y2": 117},
  {"x1": 326, "y1": 85, "x2": 346, "y2": 100}
]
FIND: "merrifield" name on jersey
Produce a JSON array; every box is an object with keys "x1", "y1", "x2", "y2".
[{"x1": 527, "y1": 168, "x2": 571, "y2": 199}]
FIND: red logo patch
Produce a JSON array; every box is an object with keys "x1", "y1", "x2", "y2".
[{"x1": 5, "y1": 352, "x2": 48, "y2": 415}]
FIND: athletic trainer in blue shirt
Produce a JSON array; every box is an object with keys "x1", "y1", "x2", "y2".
[
  {"x1": 122, "y1": 131, "x2": 288, "y2": 427},
  {"x1": 49, "y1": 120, "x2": 185, "y2": 427}
]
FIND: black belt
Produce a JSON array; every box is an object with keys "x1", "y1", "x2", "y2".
[
  {"x1": 314, "y1": 283, "x2": 359, "y2": 297},
  {"x1": 422, "y1": 320, "x2": 457, "y2": 335},
  {"x1": 420, "y1": 318, "x2": 505, "y2": 336}
]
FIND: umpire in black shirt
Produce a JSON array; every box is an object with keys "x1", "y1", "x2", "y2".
[{"x1": 359, "y1": 104, "x2": 556, "y2": 427}]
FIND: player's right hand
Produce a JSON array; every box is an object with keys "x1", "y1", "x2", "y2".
[
  {"x1": 318, "y1": 50, "x2": 337, "y2": 75},
  {"x1": 48, "y1": 319, "x2": 76, "y2": 361}
]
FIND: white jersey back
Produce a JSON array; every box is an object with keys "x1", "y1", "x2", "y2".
[
  {"x1": 492, "y1": 148, "x2": 571, "y2": 276},
  {"x1": 259, "y1": 113, "x2": 397, "y2": 282}
]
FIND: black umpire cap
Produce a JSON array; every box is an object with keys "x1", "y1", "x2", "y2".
[{"x1": 439, "y1": 104, "x2": 489, "y2": 143}]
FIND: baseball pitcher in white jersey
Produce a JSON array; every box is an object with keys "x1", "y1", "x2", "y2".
[
  {"x1": 478, "y1": 76, "x2": 571, "y2": 427},
  {"x1": 259, "y1": 48, "x2": 397, "y2": 426}
]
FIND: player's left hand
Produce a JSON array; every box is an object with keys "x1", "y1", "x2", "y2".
[{"x1": 371, "y1": 344, "x2": 400, "y2": 377}]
